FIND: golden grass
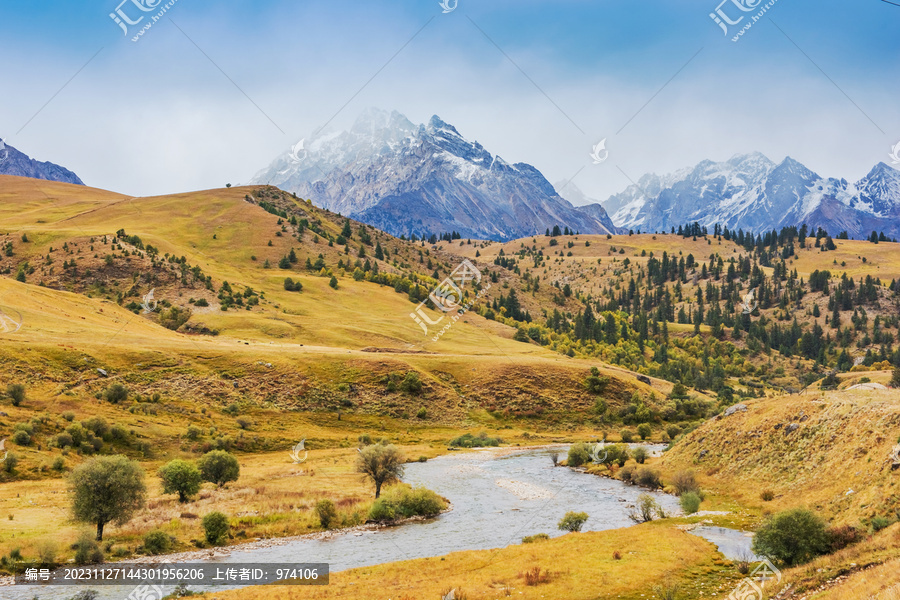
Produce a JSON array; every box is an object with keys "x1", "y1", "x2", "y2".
[{"x1": 205, "y1": 523, "x2": 731, "y2": 600}]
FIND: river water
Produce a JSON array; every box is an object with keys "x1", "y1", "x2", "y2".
[{"x1": 10, "y1": 445, "x2": 752, "y2": 599}]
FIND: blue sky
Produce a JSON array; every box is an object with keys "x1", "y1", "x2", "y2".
[{"x1": 1, "y1": 0, "x2": 897, "y2": 201}]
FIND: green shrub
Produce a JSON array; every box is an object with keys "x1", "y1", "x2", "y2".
[
  {"x1": 198, "y1": 451, "x2": 240, "y2": 487},
  {"x1": 557, "y1": 511, "x2": 589, "y2": 533},
  {"x1": 630, "y1": 447, "x2": 648, "y2": 464},
  {"x1": 82, "y1": 417, "x2": 109, "y2": 437},
  {"x1": 449, "y1": 432, "x2": 502, "y2": 448},
  {"x1": 315, "y1": 500, "x2": 337, "y2": 529},
  {"x1": 522, "y1": 533, "x2": 550, "y2": 543},
  {"x1": 416, "y1": 407, "x2": 427, "y2": 419},
  {"x1": 367, "y1": 484, "x2": 446, "y2": 521},
  {"x1": 871, "y1": 516, "x2": 891, "y2": 532},
  {"x1": 6, "y1": 384, "x2": 25, "y2": 406},
  {"x1": 666, "y1": 425, "x2": 681, "y2": 439},
  {"x1": 73, "y1": 532, "x2": 104, "y2": 565},
  {"x1": 567, "y1": 442, "x2": 591, "y2": 467},
  {"x1": 752, "y1": 508, "x2": 828, "y2": 566},
  {"x1": 52, "y1": 457, "x2": 66, "y2": 472},
  {"x1": 629, "y1": 494, "x2": 664, "y2": 523},
  {"x1": 62, "y1": 412, "x2": 76, "y2": 422},
  {"x1": 103, "y1": 384, "x2": 129, "y2": 404},
  {"x1": 3, "y1": 453, "x2": 18, "y2": 473},
  {"x1": 400, "y1": 372, "x2": 423, "y2": 394},
  {"x1": 11, "y1": 430, "x2": 31, "y2": 446},
  {"x1": 679, "y1": 491, "x2": 702, "y2": 514},
  {"x1": 637, "y1": 424, "x2": 652, "y2": 440},
  {"x1": 760, "y1": 489, "x2": 775, "y2": 502},
  {"x1": 620, "y1": 429, "x2": 634, "y2": 443},
  {"x1": 201, "y1": 512, "x2": 230, "y2": 545},
  {"x1": 143, "y1": 530, "x2": 174, "y2": 555},
  {"x1": 186, "y1": 425, "x2": 202, "y2": 441}
]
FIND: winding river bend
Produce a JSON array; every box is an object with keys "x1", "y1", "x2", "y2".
[{"x1": 10, "y1": 446, "x2": 750, "y2": 599}]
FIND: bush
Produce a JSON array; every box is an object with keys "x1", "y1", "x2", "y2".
[
  {"x1": 666, "y1": 425, "x2": 682, "y2": 439},
  {"x1": 367, "y1": 484, "x2": 446, "y2": 521},
  {"x1": 634, "y1": 468, "x2": 662, "y2": 489},
  {"x1": 186, "y1": 425, "x2": 202, "y2": 441},
  {"x1": 826, "y1": 524, "x2": 861, "y2": 552},
  {"x1": 558, "y1": 511, "x2": 589, "y2": 533},
  {"x1": 679, "y1": 491, "x2": 702, "y2": 514},
  {"x1": 73, "y1": 531, "x2": 104, "y2": 565},
  {"x1": 198, "y1": 450, "x2": 240, "y2": 487},
  {"x1": 400, "y1": 372, "x2": 423, "y2": 394},
  {"x1": 3, "y1": 453, "x2": 19, "y2": 473},
  {"x1": 6, "y1": 384, "x2": 25, "y2": 406},
  {"x1": 449, "y1": 432, "x2": 502, "y2": 448},
  {"x1": 62, "y1": 411, "x2": 76, "y2": 422},
  {"x1": 630, "y1": 446, "x2": 648, "y2": 464},
  {"x1": 158, "y1": 459, "x2": 202, "y2": 502},
  {"x1": 522, "y1": 533, "x2": 550, "y2": 543},
  {"x1": 52, "y1": 456, "x2": 66, "y2": 472},
  {"x1": 103, "y1": 384, "x2": 129, "y2": 404},
  {"x1": 619, "y1": 465, "x2": 636, "y2": 483},
  {"x1": 572, "y1": 442, "x2": 601, "y2": 467},
  {"x1": 672, "y1": 470, "x2": 700, "y2": 496},
  {"x1": 620, "y1": 429, "x2": 634, "y2": 443},
  {"x1": 143, "y1": 530, "x2": 174, "y2": 555},
  {"x1": 871, "y1": 516, "x2": 892, "y2": 532},
  {"x1": 752, "y1": 508, "x2": 828, "y2": 566},
  {"x1": 315, "y1": 500, "x2": 337, "y2": 529},
  {"x1": 629, "y1": 494, "x2": 664, "y2": 523},
  {"x1": 760, "y1": 489, "x2": 775, "y2": 502},
  {"x1": 82, "y1": 417, "x2": 109, "y2": 437},
  {"x1": 11, "y1": 430, "x2": 31, "y2": 446},
  {"x1": 202, "y1": 512, "x2": 230, "y2": 545},
  {"x1": 194, "y1": 298, "x2": 210, "y2": 307},
  {"x1": 637, "y1": 424, "x2": 652, "y2": 440},
  {"x1": 416, "y1": 407, "x2": 427, "y2": 420}
]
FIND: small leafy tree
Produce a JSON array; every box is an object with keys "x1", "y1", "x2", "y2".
[
  {"x1": 558, "y1": 511, "x2": 589, "y2": 532},
  {"x1": 315, "y1": 499, "x2": 337, "y2": 529},
  {"x1": 197, "y1": 450, "x2": 240, "y2": 487},
  {"x1": 566, "y1": 442, "x2": 591, "y2": 467},
  {"x1": 70, "y1": 455, "x2": 147, "y2": 540},
  {"x1": 6, "y1": 383, "x2": 25, "y2": 406},
  {"x1": 202, "y1": 512, "x2": 230, "y2": 545},
  {"x1": 630, "y1": 446, "x2": 648, "y2": 464},
  {"x1": 752, "y1": 508, "x2": 828, "y2": 566},
  {"x1": 356, "y1": 444, "x2": 405, "y2": 498},
  {"x1": 637, "y1": 423, "x2": 652, "y2": 440},
  {"x1": 585, "y1": 367, "x2": 609, "y2": 394},
  {"x1": 629, "y1": 494, "x2": 664, "y2": 523},
  {"x1": 680, "y1": 491, "x2": 702, "y2": 514},
  {"x1": 158, "y1": 459, "x2": 202, "y2": 502}
]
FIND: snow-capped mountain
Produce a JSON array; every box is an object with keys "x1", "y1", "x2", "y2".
[
  {"x1": 0, "y1": 139, "x2": 84, "y2": 185},
  {"x1": 606, "y1": 153, "x2": 900, "y2": 238},
  {"x1": 252, "y1": 108, "x2": 620, "y2": 240}
]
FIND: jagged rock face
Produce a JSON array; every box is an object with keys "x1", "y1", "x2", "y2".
[
  {"x1": 0, "y1": 140, "x2": 84, "y2": 185},
  {"x1": 606, "y1": 152, "x2": 900, "y2": 239},
  {"x1": 252, "y1": 109, "x2": 620, "y2": 241}
]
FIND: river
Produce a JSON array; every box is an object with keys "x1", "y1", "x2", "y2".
[{"x1": 8, "y1": 445, "x2": 752, "y2": 599}]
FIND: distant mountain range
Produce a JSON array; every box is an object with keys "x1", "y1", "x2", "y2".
[
  {"x1": 0, "y1": 139, "x2": 84, "y2": 185},
  {"x1": 604, "y1": 153, "x2": 900, "y2": 239},
  {"x1": 251, "y1": 108, "x2": 620, "y2": 241}
]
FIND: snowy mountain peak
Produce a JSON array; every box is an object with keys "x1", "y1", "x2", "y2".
[
  {"x1": 251, "y1": 109, "x2": 620, "y2": 240},
  {"x1": 605, "y1": 154, "x2": 900, "y2": 238}
]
